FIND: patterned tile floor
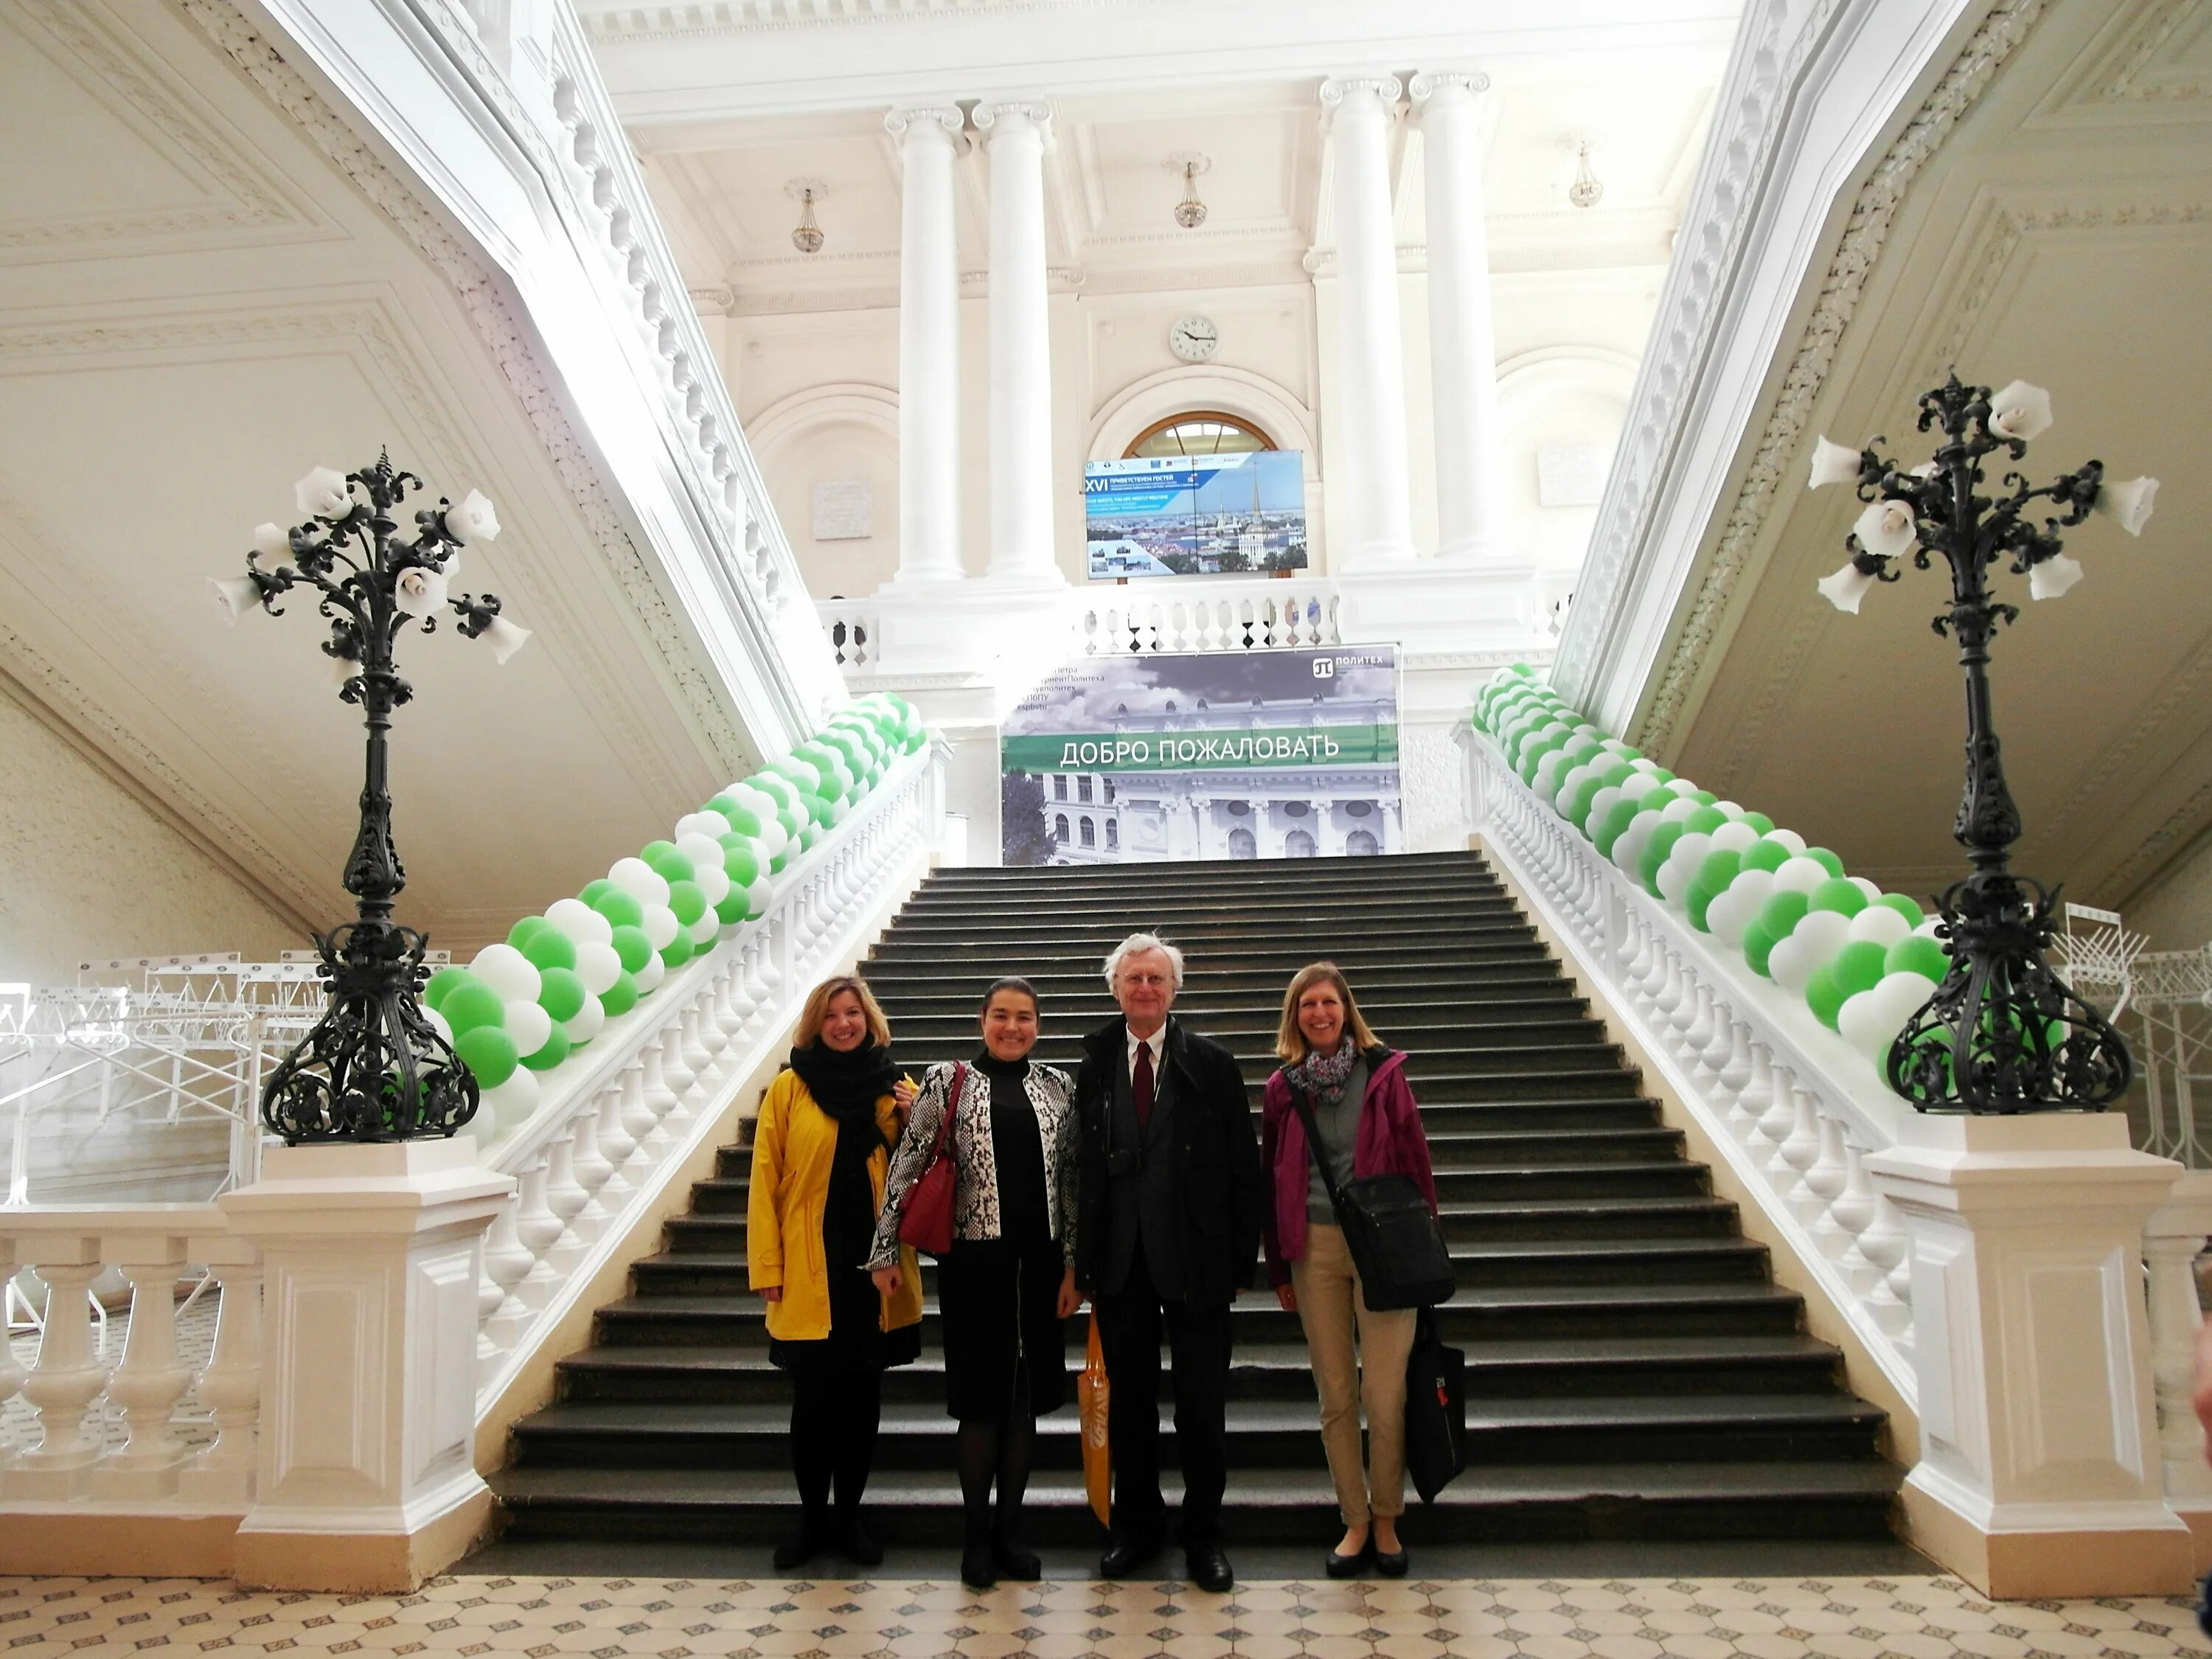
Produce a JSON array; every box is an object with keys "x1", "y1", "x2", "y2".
[{"x1": 2, "y1": 1571, "x2": 2207, "y2": 1659}]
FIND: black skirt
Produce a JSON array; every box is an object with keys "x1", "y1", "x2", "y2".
[
  {"x1": 936, "y1": 1234, "x2": 1068, "y2": 1422},
  {"x1": 769, "y1": 1149, "x2": 920, "y2": 1377}
]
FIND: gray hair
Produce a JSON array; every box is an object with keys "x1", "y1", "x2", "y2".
[{"x1": 1105, "y1": 932, "x2": 1185, "y2": 991}]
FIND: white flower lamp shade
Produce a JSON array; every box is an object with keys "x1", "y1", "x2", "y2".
[
  {"x1": 294, "y1": 465, "x2": 353, "y2": 519},
  {"x1": 442, "y1": 489, "x2": 501, "y2": 546},
  {"x1": 481, "y1": 614, "x2": 530, "y2": 664},
  {"x1": 1988, "y1": 380, "x2": 2053, "y2": 442},
  {"x1": 210, "y1": 574, "x2": 262, "y2": 623},
  {"x1": 1817, "y1": 562, "x2": 1878, "y2": 614},
  {"x1": 2028, "y1": 553, "x2": 2084, "y2": 600},
  {"x1": 1851, "y1": 498, "x2": 1917, "y2": 563},
  {"x1": 2094, "y1": 475, "x2": 2157, "y2": 536},
  {"x1": 251, "y1": 522, "x2": 291, "y2": 566},
  {"x1": 397, "y1": 564, "x2": 451, "y2": 613},
  {"x1": 1807, "y1": 437, "x2": 1863, "y2": 490}
]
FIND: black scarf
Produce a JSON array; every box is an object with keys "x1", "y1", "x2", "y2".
[{"x1": 789, "y1": 1040, "x2": 899, "y2": 1141}]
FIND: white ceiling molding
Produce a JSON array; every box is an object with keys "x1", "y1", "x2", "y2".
[
  {"x1": 1547, "y1": 0, "x2": 2023, "y2": 730},
  {"x1": 1085, "y1": 363, "x2": 1322, "y2": 466}
]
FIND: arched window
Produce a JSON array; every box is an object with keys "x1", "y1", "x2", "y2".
[
  {"x1": 1346, "y1": 829, "x2": 1378, "y2": 857},
  {"x1": 1228, "y1": 827, "x2": 1258, "y2": 860},
  {"x1": 1286, "y1": 829, "x2": 1315, "y2": 858},
  {"x1": 1106, "y1": 821, "x2": 1119, "y2": 849},
  {"x1": 1054, "y1": 814, "x2": 1069, "y2": 843},
  {"x1": 1125, "y1": 412, "x2": 1275, "y2": 459},
  {"x1": 1079, "y1": 817, "x2": 1096, "y2": 847}
]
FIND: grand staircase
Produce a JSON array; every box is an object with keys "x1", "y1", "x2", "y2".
[{"x1": 492, "y1": 851, "x2": 1901, "y2": 1547}]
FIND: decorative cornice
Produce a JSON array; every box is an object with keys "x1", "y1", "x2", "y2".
[
  {"x1": 1408, "y1": 69, "x2": 1492, "y2": 106},
  {"x1": 883, "y1": 105, "x2": 966, "y2": 145},
  {"x1": 2092, "y1": 0, "x2": 2209, "y2": 104},
  {"x1": 2098, "y1": 773, "x2": 2212, "y2": 908},
  {"x1": 972, "y1": 99, "x2": 1053, "y2": 142},
  {"x1": 1627, "y1": 0, "x2": 2049, "y2": 755},
  {"x1": 176, "y1": 0, "x2": 755, "y2": 779},
  {"x1": 581, "y1": 0, "x2": 1115, "y2": 41},
  {"x1": 1318, "y1": 74, "x2": 1405, "y2": 116}
]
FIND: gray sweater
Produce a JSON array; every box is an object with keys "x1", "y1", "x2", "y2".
[{"x1": 1303, "y1": 1057, "x2": 1368, "y2": 1225}]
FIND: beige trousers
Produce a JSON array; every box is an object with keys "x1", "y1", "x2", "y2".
[{"x1": 1289, "y1": 1221, "x2": 1417, "y2": 1526}]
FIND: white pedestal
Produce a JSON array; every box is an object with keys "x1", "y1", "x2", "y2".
[
  {"x1": 1867, "y1": 1112, "x2": 2191, "y2": 1596},
  {"x1": 218, "y1": 1139, "x2": 513, "y2": 1590}
]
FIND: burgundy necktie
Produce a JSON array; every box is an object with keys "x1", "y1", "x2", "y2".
[{"x1": 1133, "y1": 1040, "x2": 1155, "y2": 1135}]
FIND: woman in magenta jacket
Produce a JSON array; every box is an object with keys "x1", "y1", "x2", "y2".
[{"x1": 1261, "y1": 960, "x2": 1439, "y2": 1579}]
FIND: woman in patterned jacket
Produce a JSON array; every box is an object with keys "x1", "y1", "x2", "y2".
[{"x1": 869, "y1": 976, "x2": 1082, "y2": 1590}]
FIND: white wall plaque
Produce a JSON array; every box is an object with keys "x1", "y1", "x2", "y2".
[
  {"x1": 812, "y1": 479, "x2": 874, "y2": 541},
  {"x1": 1537, "y1": 445, "x2": 1608, "y2": 508}
]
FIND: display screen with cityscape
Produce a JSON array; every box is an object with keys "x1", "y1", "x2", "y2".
[{"x1": 1082, "y1": 451, "x2": 1307, "y2": 579}]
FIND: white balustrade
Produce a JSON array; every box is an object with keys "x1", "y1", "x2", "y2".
[{"x1": 0, "y1": 741, "x2": 945, "y2": 1531}]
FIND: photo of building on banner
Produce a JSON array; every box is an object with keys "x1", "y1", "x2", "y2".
[
  {"x1": 1083, "y1": 452, "x2": 1307, "y2": 579},
  {"x1": 999, "y1": 647, "x2": 1401, "y2": 865}
]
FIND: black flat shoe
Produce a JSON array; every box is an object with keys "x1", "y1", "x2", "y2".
[
  {"x1": 832, "y1": 1514, "x2": 883, "y2": 1568},
  {"x1": 1099, "y1": 1532, "x2": 1162, "y2": 1579},
  {"x1": 960, "y1": 1542, "x2": 997, "y2": 1590},
  {"x1": 992, "y1": 1538, "x2": 1042, "y2": 1581},
  {"x1": 772, "y1": 1521, "x2": 827, "y2": 1571},
  {"x1": 1324, "y1": 1537, "x2": 1369, "y2": 1579},
  {"x1": 1186, "y1": 1543, "x2": 1234, "y2": 1594},
  {"x1": 1371, "y1": 1543, "x2": 1409, "y2": 1579}
]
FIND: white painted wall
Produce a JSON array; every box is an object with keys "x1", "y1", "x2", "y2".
[{"x1": 0, "y1": 684, "x2": 302, "y2": 984}]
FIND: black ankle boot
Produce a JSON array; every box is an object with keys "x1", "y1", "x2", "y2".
[
  {"x1": 773, "y1": 1510, "x2": 829, "y2": 1571},
  {"x1": 960, "y1": 1516, "x2": 998, "y2": 1590},
  {"x1": 832, "y1": 1509, "x2": 883, "y2": 1567},
  {"x1": 992, "y1": 1511, "x2": 1041, "y2": 1582}
]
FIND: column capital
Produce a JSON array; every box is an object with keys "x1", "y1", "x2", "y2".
[
  {"x1": 1408, "y1": 69, "x2": 1492, "y2": 108},
  {"x1": 973, "y1": 99, "x2": 1052, "y2": 142},
  {"x1": 1319, "y1": 74, "x2": 1403, "y2": 116},
  {"x1": 885, "y1": 105, "x2": 967, "y2": 145}
]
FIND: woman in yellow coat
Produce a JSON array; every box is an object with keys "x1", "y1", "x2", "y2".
[{"x1": 748, "y1": 974, "x2": 923, "y2": 1570}]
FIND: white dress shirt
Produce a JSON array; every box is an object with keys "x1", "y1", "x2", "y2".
[{"x1": 1126, "y1": 1023, "x2": 1167, "y2": 1085}]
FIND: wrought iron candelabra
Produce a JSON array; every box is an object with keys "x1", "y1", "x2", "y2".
[
  {"x1": 1809, "y1": 373, "x2": 2157, "y2": 1113},
  {"x1": 213, "y1": 451, "x2": 529, "y2": 1143}
]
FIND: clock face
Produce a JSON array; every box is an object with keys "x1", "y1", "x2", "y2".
[{"x1": 1169, "y1": 316, "x2": 1219, "y2": 361}]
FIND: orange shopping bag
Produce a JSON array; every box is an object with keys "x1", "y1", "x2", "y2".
[{"x1": 1079, "y1": 1310, "x2": 1111, "y2": 1528}]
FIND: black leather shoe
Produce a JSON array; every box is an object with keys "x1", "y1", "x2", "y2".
[
  {"x1": 1098, "y1": 1531, "x2": 1163, "y2": 1579},
  {"x1": 1185, "y1": 1543, "x2": 1234, "y2": 1594},
  {"x1": 772, "y1": 1518, "x2": 827, "y2": 1571},
  {"x1": 960, "y1": 1540, "x2": 997, "y2": 1590},
  {"x1": 832, "y1": 1514, "x2": 883, "y2": 1568},
  {"x1": 992, "y1": 1537, "x2": 1042, "y2": 1582},
  {"x1": 1324, "y1": 1536, "x2": 1369, "y2": 1579},
  {"x1": 1371, "y1": 1543, "x2": 1408, "y2": 1579}
]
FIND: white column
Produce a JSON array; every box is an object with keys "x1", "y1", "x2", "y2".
[
  {"x1": 1320, "y1": 74, "x2": 1414, "y2": 568},
  {"x1": 1411, "y1": 70, "x2": 1509, "y2": 562},
  {"x1": 885, "y1": 105, "x2": 966, "y2": 586},
  {"x1": 974, "y1": 100, "x2": 1062, "y2": 586}
]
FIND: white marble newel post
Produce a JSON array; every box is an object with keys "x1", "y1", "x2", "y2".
[
  {"x1": 1320, "y1": 74, "x2": 1414, "y2": 568},
  {"x1": 1411, "y1": 70, "x2": 1509, "y2": 562},
  {"x1": 220, "y1": 1141, "x2": 513, "y2": 1591},
  {"x1": 975, "y1": 100, "x2": 1062, "y2": 586},
  {"x1": 886, "y1": 105, "x2": 966, "y2": 586}
]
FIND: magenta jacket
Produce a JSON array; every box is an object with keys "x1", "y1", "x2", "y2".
[{"x1": 1260, "y1": 1046, "x2": 1439, "y2": 1287}]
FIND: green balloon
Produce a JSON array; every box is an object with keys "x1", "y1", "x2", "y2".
[
  {"x1": 593, "y1": 888, "x2": 645, "y2": 930},
  {"x1": 609, "y1": 924, "x2": 653, "y2": 974},
  {"x1": 443, "y1": 980, "x2": 505, "y2": 1037},
  {"x1": 521, "y1": 1026, "x2": 571, "y2": 1072},
  {"x1": 1685, "y1": 790, "x2": 1717, "y2": 806},
  {"x1": 1593, "y1": 798, "x2": 1644, "y2": 858},
  {"x1": 1808, "y1": 877, "x2": 1867, "y2": 917},
  {"x1": 804, "y1": 793, "x2": 834, "y2": 828},
  {"x1": 537, "y1": 966, "x2": 586, "y2": 1023},
  {"x1": 580, "y1": 878, "x2": 615, "y2": 906},
  {"x1": 1683, "y1": 804, "x2": 1728, "y2": 837},
  {"x1": 719, "y1": 836, "x2": 761, "y2": 887},
  {"x1": 598, "y1": 972, "x2": 639, "y2": 1018},
  {"x1": 776, "y1": 807, "x2": 804, "y2": 840},
  {"x1": 508, "y1": 915, "x2": 551, "y2": 951},
  {"x1": 1742, "y1": 921, "x2": 1780, "y2": 977},
  {"x1": 521, "y1": 928, "x2": 576, "y2": 973},
  {"x1": 644, "y1": 844, "x2": 695, "y2": 886},
  {"x1": 770, "y1": 847, "x2": 790, "y2": 874},
  {"x1": 1739, "y1": 811, "x2": 1775, "y2": 835},
  {"x1": 659, "y1": 931, "x2": 694, "y2": 968},
  {"x1": 723, "y1": 804, "x2": 767, "y2": 839},
  {"x1": 1832, "y1": 940, "x2": 1889, "y2": 1001},
  {"x1": 453, "y1": 1024, "x2": 518, "y2": 1088},
  {"x1": 1742, "y1": 839, "x2": 1792, "y2": 874},
  {"x1": 1562, "y1": 762, "x2": 1633, "y2": 829},
  {"x1": 424, "y1": 966, "x2": 473, "y2": 1012},
  {"x1": 1641, "y1": 821, "x2": 1690, "y2": 894},
  {"x1": 714, "y1": 891, "x2": 748, "y2": 926},
  {"x1": 1688, "y1": 851, "x2": 1743, "y2": 930},
  {"x1": 1877, "y1": 894, "x2": 1925, "y2": 925},
  {"x1": 1806, "y1": 964, "x2": 1848, "y2": 1030},
  {"x1": 1804, "y1": 846, "x2": 1847, "y2": 879},
  {"x1": 1886, "y1": 936, "x2": 1950, "y2": 982},
  {"x1": 1754, "y1": 890, "x2": 1812, "y2": 946},
  {"x1": 666, "y1": 879, "x2": 706, "y2": 926}
]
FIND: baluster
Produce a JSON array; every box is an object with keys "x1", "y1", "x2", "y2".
[
  {"x1": 479, "y1": 1195, "x2": 534, "y2": 1368},
  {"x1": 7, "y1": 1259, "x2": 110, "y2": 1498},
  {"x1": 572, "y1": 1086, "x2": 621, "y2": 1237},
  {"x1": 1777, "y1": 1082, "x2": 1824, "y2": 1217},
  {"x1": 663, "y1": 1008, "x2": 699, "y2": 1096},
  {"x1": 514, "y1": 1155, "x2": 565, "y2": 1311},
  {"x1": 178, "y1": 1256, "x2": 260, "y2": 1506},
  {"x1": 600, "y1": 1066, "x2": 644, "y2": 1202},
  {"x1": 1725, "y1": 1037, "x2": 1773, "y2": 1144},
  {"x1": 543, "y1": 1118, "x2": 593, "y2": 1269},
  {"x1": 1680, "y1": 981, "x2": 1719, "y2": 1077},
  {"x1": 1757, "y1": 1062, "x2": 1801, "y2": 1183},
  {"x1": 2146, "y1": 1231, "x2": 2211, "y2": 1484},
  {"x1": 641, "y1": 1029, "x2": 680, "y2": 1116},
  {"x1": 1698, "y1": 999, "x2": 1737, "y2": 1086},
  {"x1": 617, "y1": 1060, "x2": 661, "y2": 1184},
  {"x1": 679, "y1": 1002, "x2": 714, "y2": 1086},
  {"x1": 715, "y1": 956, "x2": 750, "y2": 1047},
  {"x1": 1804, "y1": 1113, "x2": 1852, "y2": 1259},
  {"x1": 94, "y1": 1248, "x2": 195, "y2": 1496}
]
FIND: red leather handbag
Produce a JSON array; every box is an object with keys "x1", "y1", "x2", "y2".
[{"x1": 897, "y1": 1062, "x2": 967, "y2": 1258}]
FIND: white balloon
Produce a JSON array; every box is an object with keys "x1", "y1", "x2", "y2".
[
  {"x1": 544, "y1": 897, "x2": 613, "y2": 946},
  {"x1": 1713, "y1": 869, "x2": 1778, "y2": 947},
  {"x1": 632, "y1": 954, "x2": 666, "y2": 994},
  {"x1": 1848, "y1": 876, "x2": 1884, "y2": 902},
  {"x1": 687, "y1": 911, "x2": 720, "y2": 945},
  {"x1": 1773, "y1": 856, "x2": 1829, "y2": 895},
  {"x1": 1672, "y1": 830, "x2": 1717, "y2": 878},
  {"x1": 470, "y1": 943, "x2": 540, "y2": 1003},
  {"x1": 1533, "y1": 751, "x2": 1572, "y2": 803},
  {"x1": 743, "y1": 878, "x2": 772, "y2": 916},
  {"x1": 503, "y1": 999, "x2": 552, "y2": 1059},
  {"x1": 692, "y1": 863, "x2": 731, "y2": 905},
  {"x1": 481, "y1": 1066, "x2": 540, "y2": 1131},
  {"x1": 1711, "y1": 800, "x2": 1746, "y2": 820},
  {"x1": 1629, "y1": 757, "x2": 1660, "y2": 775},
  {"x1": 1599, "y1": 738, "x2": 1632, "y2": 757},
  {"x1": 753, "y1": 818, "x2": 790, "y2": 858},
  {"x1": 1711, "y1": 820, "x2": 1761, "y2": 855},
  {"x1": 641, "y1": 903, "x2": 681, "y2": 949},
  {"x1": 564, "y1": 996, "x2": 606, "y2": 1045},
  {"x1": 675, "y1": 811, "x2": 730, "y2": 843},
  {"x1": 677, "y1": 832, "x2": 728, "y2": 878},
  {"x1": 1914, "y1": 914, "x2": 1945, "y2": 938},
  {"x1": 1660, "y1": 796, "x2": 1703, "y2": 824},
  {"x1": 1770, "y1": 910, "x2": 1854, "y2": 992},
  {"x1": 828, "y1": 794, "x2": 850, "y2": 824},
  {"x1": 729, "y1": 785, "x2": 778, "y2": 818},
  {"x1": 1613, "y1": 814, "x2": 1659, "y2": 874},
  {"x1": 610, "y1": 857, "x2": 671, "y2": 906},
  {"x1": 1555, "y1": 762, "x2": 1599, "y2": 806},
  {"x1": 573, "y1": 940, "x2": 622, "y2": 995},
  {"x1": 1766, "y1": 827, "x2": 1808, "y2": 855},
  {"x1": 425, "y1": 1005, "x2": 453, "y2": 1046},
  {"x1": 1847, "y1": 905, "x2": 1913, "y2": 948},
  {"x1": 1840, "y1": 972, "x2": 1941, "y2": 1058},
  {"x1": 1586, "y1": 785, "x2": 1626, "y2": 830}
]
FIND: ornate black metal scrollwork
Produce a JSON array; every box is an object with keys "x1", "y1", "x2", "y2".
[
  {"x1": 232, "y1": 451, "x2": 515, "y2": 1143},
  {"x1": 1821, "y1": 375, "x2": 2134, "y2": 1113}
]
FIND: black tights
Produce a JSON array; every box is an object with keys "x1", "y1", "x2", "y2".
[
  {"x1": 791, "y1": 1369, "x2": 881, "y2": 1520},
  {"x1": 956, "y1": 1360, "x2": 1034, "y2": 1540}
]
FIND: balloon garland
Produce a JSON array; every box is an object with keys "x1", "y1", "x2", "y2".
[
  {"x1": 429, "y1": 693, "x2": 927, "y2": 1127},
  {"x1": 1474, "y1": 667, "x2": 1946, "y2": 1067}
]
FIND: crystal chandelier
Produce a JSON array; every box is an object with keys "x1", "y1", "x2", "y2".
[
  {"x1": 1173, "y1": 157, "x2": 1208, "y2": 230},
  {"x1": 1568, "y1": 141, "x2": 1603, "y2": 209},
  {"x1": 790, "y1": 185, "x2": 824, "y2": 255}
]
